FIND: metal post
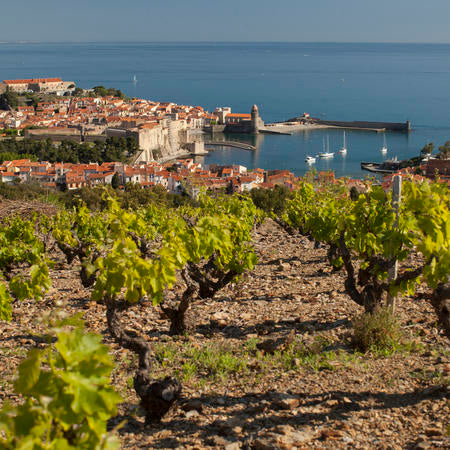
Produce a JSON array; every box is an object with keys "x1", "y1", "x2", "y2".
[{"x1": 387, "y1": 175, "x2": 402, "y2": 309}]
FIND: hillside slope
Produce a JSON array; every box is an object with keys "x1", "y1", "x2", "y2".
[{"x1": 0, "y1": 217, "x2": 448, "y2": 449}]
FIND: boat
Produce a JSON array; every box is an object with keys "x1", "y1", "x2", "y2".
[
  {"x1": 361, "y1": 157, "x2": 400, "y2": 174},
  {"x1": 305, "y1": 155, "x2": 316, "y2": 163},
  {"x1": 318, "y1": 152, "x2": 334, "y2": 158},
  {"x1": 318, "y1": 136, "x2": 334, "y2": 158},
  {"x1": 380, "y1": 134, "x2": 388, "y2": 153},
  {"x1": 133, "y1": 74, "x2": 137, "y2": 84},
  {"x1": 338, "y1": 131, "x2": 347, "y2": 155}
]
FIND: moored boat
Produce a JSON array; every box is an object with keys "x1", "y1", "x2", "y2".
[
  {"x1": 338, "y1": 131, "x2": 347, "y2": 155},
  {"x1": 380, "y1": 134, "x2": 388, "y2": 153},
  {"x1": 305, "y1": 155, "x2": 316, "y2": 163},
  {"x1": 318, "y1": 135, "x2": 334, "y2": 158},
  {"x1": 361, "y1": 157, "x2": 400, "y2": 174}
]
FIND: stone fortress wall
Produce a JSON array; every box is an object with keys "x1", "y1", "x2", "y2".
[{"x1": 1, "y1": 78, "x2": 75, "y2": 95}]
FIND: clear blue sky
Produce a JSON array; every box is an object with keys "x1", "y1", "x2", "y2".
[{"x1": 2, "y1": 0, "x2": 450, "y2": 43}]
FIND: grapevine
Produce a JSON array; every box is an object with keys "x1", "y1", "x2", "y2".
[
  {"x1": 0, "y1": 215, "x2": 52, "y2": 321},
  {"x1": 282, "y1": 177, "x2": 449, "y2": 334},
  {"x1": 0, "y1": 314, "x2": 121, "y2": 449}
]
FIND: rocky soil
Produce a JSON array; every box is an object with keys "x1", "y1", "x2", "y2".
[
  {"x1": 0, "y1": 199, "x2": 58, "y2": 220},
  {"x1": 1, "y1": 218, "x2": 449, "y2": 449}
]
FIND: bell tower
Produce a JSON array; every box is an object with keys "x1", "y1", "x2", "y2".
[{"x1": 251, "y1": 104, "x2": 260, "y2": 134}]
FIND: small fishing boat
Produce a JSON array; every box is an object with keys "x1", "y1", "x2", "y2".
[
  {"x1": 305, "y1": 155, "x2": 316, "y2": 163},
  {"x1": 338, "y1": 131, "x2": 347, "y2": 155}
]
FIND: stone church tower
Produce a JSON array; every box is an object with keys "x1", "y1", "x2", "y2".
[{"x1": 251, "y1": 104, "x2": 263, "y2": 134}]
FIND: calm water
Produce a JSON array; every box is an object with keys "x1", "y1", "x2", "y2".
[{"x1": 2, "y1": 42, "x2": 450, "y2": 177}]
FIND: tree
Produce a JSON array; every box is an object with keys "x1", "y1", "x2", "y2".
[
  {"x1": 91, "y1": 86, "x2": 124, "y2": 98},
  {"x1": 420, "y1": 142, "x2": 434, "y2": 156},
  {"x1": 73, "y1": 87, "x2": 84, "y2": 96},
  {"x1": 111, "y1": 172, "x2": 120, "y2": 189},
  {"x1": 438, "y1": 141, "x2": 450, "y2": 160},
  {"x1": 92, "y1": 86, "x2": 108, "y2": 97},
  {"x1": 29, "y1": 95, "x2": 39, "y2": 109},
  {"x1": 0, "y1": 88, "x2": 19, "y2": 110}
]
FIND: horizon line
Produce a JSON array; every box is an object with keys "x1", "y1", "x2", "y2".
[{"x1": 1, "y1": 40, "x2": 450, "y2": 45}]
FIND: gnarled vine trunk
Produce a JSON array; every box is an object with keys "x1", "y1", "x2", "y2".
[
  {"x1": 160, "y1": 274, "x2": 198, "y2": 335},
  {"x1": 339, "y1": 234, "x2": 446, "y2": 333},
  {"x1": 79, "y1": 262, "x2": 97, "y2": 288},
  {"x1": 105, "y1": 296, "x2": 181, "y2": 423},
  {"x1": 339, "y1": 235, "x2": 384, "y2": 312},
  {"x1": 430, "y1": 282, "x2": 450, "y2": 338},
  {"x1": 186, "y1": 260, "x2": 238, "y2": 299},
  {"x1": 56, "y1": 241, "x2": 99, "y2": 288},
  {"x1": 160, "y1": 259, "x2": 241, "y2": 335},
  {"x1": 327, "y1": 243, "x2": 342, "y2": 272}
]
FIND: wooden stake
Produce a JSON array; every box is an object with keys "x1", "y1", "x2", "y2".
[{"x1": 387, "y1": 175, "x2": 402, "y2": 310}]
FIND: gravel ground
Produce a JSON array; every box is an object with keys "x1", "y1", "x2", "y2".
[{"x1": 1, "y1": 218, "x2": 449, "y2": 449}]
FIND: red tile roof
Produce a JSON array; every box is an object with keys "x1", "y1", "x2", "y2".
[
  {"x1": 227, "y1": 113, "x2": 251, "y2": 118},
  {"x1": 3, "y1": 78, "x2": 63, "y2": 84}
]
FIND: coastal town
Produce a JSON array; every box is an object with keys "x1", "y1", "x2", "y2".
[
  {"x1": 0, "y1": 77, "x2": 270, "y2": 163},
  {"x1": 0, "y1": 77, "x2": 449, "y2": 193}
]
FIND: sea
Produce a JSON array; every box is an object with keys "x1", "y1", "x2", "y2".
[{"x1": 2, "y1": 41, "x2": 450, "y2": 178}]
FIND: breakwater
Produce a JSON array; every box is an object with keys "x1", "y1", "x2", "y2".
[
  {"x1": 259, "y1": 128, "x2": 292, "y2": 135},
  {"x1": 311, "y1": 119, "x2": 411, "y2": 132},
  {"x1": 204, "y1": 141, "x2": 256, "y2": 151}
]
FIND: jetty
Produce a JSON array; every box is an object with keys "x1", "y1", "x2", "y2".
[
  {"x1": 259, "y1": 128, "x2": 292, "y2": 135},
  {"x1": 286, "y1": 116, "x2": 411, "y2": 133},
  {"x1": 204, "y1": 141, "x2": 256, "y2": 151},
  {"x1": 314, "y1": 119, "x2": 411, "y2": 133}
]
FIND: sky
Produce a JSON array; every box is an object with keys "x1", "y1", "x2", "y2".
[{"x1": 2, "y1": 0, "x2": 450, "y2": 43}]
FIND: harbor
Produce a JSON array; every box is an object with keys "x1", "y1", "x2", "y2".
[{"x1": 199, "y1": 125, "x2": 423, "y2": 179}]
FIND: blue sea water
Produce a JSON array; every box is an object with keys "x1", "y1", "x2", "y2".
[{"x1": 1, "y1": 42, "x2": 450, "y2": 177}]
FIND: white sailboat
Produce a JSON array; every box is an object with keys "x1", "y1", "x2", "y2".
[
  {"x1": 380, "y1": 134, "x2": 388, "y2": 153},
  {"x1": 338, "y1": 131, "x2": 347, "y2": 155},
  {"x1": 305, "y1": 155, "x2": 316, "y2": 164},
  {"x1": 133, "y1": 74, "x2": 137, "y2": 84},
  {"x1": 318, "y1": 135, "x2": 334, "y2": 158}
]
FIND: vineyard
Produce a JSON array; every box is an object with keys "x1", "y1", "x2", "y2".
[{"x1": 0, "y1": 178, "x2": 449, "y2": 449}]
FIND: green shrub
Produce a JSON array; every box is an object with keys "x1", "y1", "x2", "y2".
[
  {"x1": 250, "y1": 184, "x2": 292, "y2": 215},
  {"x1": 352, "y1": 307, "x2": 402, "y2": 353},
  {"x1": 0, "y1": 180, "x2": 59, "y2": 204}
]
